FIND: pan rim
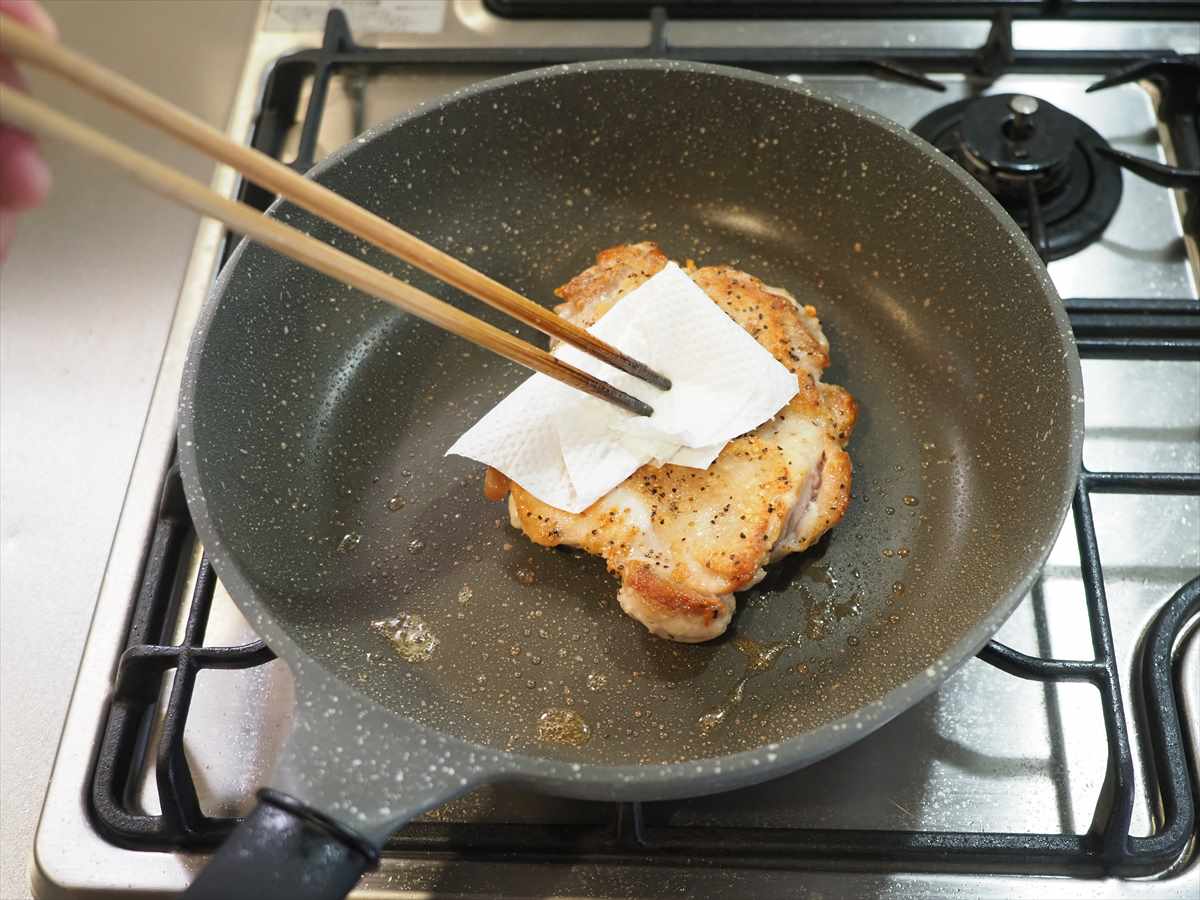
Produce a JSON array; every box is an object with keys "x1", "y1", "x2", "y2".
[{"x1": 178, "y1": 58, "x2": 1084, "y2": 799}]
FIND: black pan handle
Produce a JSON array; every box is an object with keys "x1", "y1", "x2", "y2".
[{"x1": 183, "y1": 788, "x2": 381, "y2": 900}]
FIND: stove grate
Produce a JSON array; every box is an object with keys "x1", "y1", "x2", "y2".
[
  {"x1": 85, "y1": 466, "x2": 1200, "y2": 874},
  {"x1": 91, "y1": 8, "x2": 1200, "y2": 878}
]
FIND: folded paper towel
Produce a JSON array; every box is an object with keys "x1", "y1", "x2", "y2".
[{"x1": 446, "y1": 262, "x2": 799, "y2": 513}]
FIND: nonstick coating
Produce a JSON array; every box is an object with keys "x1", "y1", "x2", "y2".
[{"x1": 180, "y1": 62, "x2": 1081, "y2": 772}]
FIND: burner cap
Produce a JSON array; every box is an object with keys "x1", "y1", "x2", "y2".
[
  {"x1": 959, "y1": 94, "x2": 1077, "y2": 178},
  {"x1": 912, "y1": 93, "x2": 1122, "y2": 261}
]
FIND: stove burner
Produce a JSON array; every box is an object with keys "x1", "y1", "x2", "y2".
[{"x1": 912, "y1": 94, "x2": 1122, "y2": 261}]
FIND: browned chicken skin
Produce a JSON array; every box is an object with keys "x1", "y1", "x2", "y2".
[{"x1": 488, "y1": 242, "x2": 856, "y2": 642}]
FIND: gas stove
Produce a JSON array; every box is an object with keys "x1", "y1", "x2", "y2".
[{"x1": 32, "y1": 3, "x2": 1200, "y2": 898}]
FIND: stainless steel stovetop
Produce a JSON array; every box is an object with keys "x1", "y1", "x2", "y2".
[{"x1": 33, "y1": 2, "x2": 1200, "y2": 897}]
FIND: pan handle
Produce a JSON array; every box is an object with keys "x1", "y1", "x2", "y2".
[
  {"x1": 181, "y1": 665, "x2": 498, "y2": 899},
  {"x1": 183, "y1": 789, "x2": 380, "y2": 900}
]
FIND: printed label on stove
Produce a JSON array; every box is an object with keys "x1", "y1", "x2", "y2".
[{"x1": 266, "y1": 1, "x2": 446, "y2": 34}]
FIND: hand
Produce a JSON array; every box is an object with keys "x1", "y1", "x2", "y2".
[{"x1": 0, "y1": 0, "x2": 56, "y2": 259}]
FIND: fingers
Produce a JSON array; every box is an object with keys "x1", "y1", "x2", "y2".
[
  {"x1": 0, "y1": 56, "x2": 51, "y2": 210},
  {"x1": 0, "y1": 0, "x2": 58, "y2": 38},
  {"x1": 0, "y1": 0, "x2": 55, "y2": 256},
  {"x1": 0, "y1": 124, "x2": 50, "y2": 209}
]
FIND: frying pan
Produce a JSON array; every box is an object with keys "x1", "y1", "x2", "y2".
[{"x1": 178, "y1": 60, "x2": 1082, "y2": 898}]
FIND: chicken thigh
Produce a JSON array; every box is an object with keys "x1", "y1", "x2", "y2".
[{"x1": 489, "y1": 242, "x2": 856, "y2": 642}]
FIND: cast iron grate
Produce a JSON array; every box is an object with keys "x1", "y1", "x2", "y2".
[{"x1": 92, "y1": 7, "x2": 1200, "y2": 878}]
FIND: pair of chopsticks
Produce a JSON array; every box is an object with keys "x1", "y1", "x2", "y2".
[{"x1": 0, "y1": 19, "x2": 669, "y2": 417}]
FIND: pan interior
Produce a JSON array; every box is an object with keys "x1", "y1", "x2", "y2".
[{"x1": 187, "y1": 66, "x2": 1077, "y2": 765}]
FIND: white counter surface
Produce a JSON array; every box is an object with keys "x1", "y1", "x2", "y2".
[{"x1": 0, "y1": 2, "x2": 257, "y2": 896}]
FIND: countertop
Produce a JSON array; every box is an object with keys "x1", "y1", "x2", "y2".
[{"x1": 0, "y1": 2, "x2": 258, "y2": 896}]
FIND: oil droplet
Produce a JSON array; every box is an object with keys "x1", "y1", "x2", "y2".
[
  {"x1": 536, "y1": 708, "x2": 590, "y2": 747},
  {"x1": 586, "y1": 673, "x2": 608, "y2": 691},
  {"x1": 834, "y1": 595, "x2": 863, "y2": 619},
  {"x1": 806, "y1": 563, "x2": 838, "y2": 589},
  {"x1": 734, "y1": 636, "x2": 788, "y2": 672},
  {"x1": 337, "y1": 533, "x2": 361, "y2": 553},
  {"x1": 370, "y1": 614, "x2": 438, "y2": 662},
  {"x1": 697, "y1": 677, "x2": 749, "y2": 734},
  {"x1": 893, "y1": 581, "x2": 905, "y2": 595},
  {"x1": 807, "y1": 598, "x2": 834, "y2": 640},
  {"x1": 698, "y1": 708, "x2": 727, "y2": 733},
  {"x1": 903, "y1": 496, "x2": 919, "y2": 506},
  {"x1": 387, "y1": 494, "x2": 405, "y2": 511},
  {"x1": 897, "y1": 547, "x2": 910, "y2": 558},
  {"x1": 516, "y1": 567, "x2": 536, "y2": 585}
]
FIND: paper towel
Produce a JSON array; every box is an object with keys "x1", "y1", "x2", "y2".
[{"x1": 446, "y1": 262, "x2": 799, "y2": 513}]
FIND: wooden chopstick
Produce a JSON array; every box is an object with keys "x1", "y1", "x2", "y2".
[
  {"x1": 0, "y1": 86, "x2": 654, "y2": 418},
  {"x1": 0, "y1": 18, "x2": 671, "y2": 394}
]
